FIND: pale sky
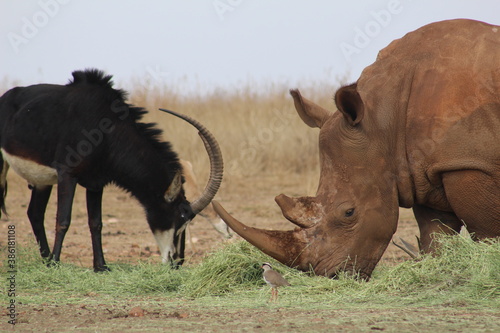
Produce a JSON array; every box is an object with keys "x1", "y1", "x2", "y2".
[{"x1": 1, "y1": 0, "x2": 499, "y2": 95}]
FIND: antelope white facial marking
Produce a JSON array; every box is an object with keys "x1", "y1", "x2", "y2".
[
  {"x1": 153, "y1": 229, "x2": 175, "y2": 263},
  {"x1": 1, "y1": 149, "x2": 57, "y2": 186}
]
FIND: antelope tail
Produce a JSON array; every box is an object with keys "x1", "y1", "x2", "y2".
[{"x1": 0, "y1": 151, "x2": 9, "y2": 218}]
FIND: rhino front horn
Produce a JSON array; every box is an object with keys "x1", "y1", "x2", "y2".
[{"x1": 211, "y1": 200, "x2": 308, "y2": 268}]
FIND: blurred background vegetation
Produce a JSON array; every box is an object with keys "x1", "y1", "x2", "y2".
[
  {"x1": 128, "y1": 77, "x2": 346, "y2": 184},
  {"x1": 1, "y1": 75, "x2": 347, "y2": 188}
]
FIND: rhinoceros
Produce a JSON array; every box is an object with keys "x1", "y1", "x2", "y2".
[{"x1": 213, "y1": 19, "x2": 500, "y2": 279}]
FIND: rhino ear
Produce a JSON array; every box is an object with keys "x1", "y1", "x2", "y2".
[
  {"x1": 290, "y1": 89, "x2": 332, "y2": 128},
  {"x1": 335, "y1": 83, "x2": 364, "y2": 126}
]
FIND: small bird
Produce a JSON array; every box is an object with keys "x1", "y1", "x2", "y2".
[{"x1": 261, "y1": 263, "x2": 290, "y2": 302}]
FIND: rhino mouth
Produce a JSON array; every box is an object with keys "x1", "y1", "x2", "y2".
[
  {"x1": 330, "y1": 270, "x2": 371, "y2": 281},
  {"x1": 327, "y1": 259, "x2": 375, "y2": 281}
]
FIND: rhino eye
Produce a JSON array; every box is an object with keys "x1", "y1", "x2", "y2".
[{"x1": 345, "y1": 208, "x2": 355, "y2": 217}]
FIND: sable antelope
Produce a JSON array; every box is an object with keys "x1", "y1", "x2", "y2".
[{"x1": 0, "y1": 69, "x2": 223, "y2": 271}]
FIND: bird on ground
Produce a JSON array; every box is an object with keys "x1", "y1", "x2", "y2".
[{"x1": 261, "y1": 263, "x2": 290, "y2": 302}]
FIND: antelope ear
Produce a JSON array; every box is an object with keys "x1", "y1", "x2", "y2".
[
  {"x1": 335, "y1": 83, "x2": 364, "y2": 126},
  {"x1": 165, "y1": 170, "x2": 183, "y2": 202},
  {"x1": 179, "y1": 159, "x2": 199, "y2": 201},
  {"x1": 290, "y1": 89, "x2": 332, "y2": 128}
]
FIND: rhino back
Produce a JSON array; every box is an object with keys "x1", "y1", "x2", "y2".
[{"x1": 355, "y1": 19, "x2": 500, "y2": 206}]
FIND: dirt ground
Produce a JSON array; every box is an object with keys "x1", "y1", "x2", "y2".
[
  {"x1": 0, "y1": 171, "x2": 428, "y2": 332},
  {"x1": 4, "y1": 300, "x2": 499, "y2": 332}
]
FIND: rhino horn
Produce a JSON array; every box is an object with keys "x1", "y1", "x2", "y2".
[
  {"x1": 212, "y1": 201, "x2": 308, "y2": 268},
  {"x1": 275, "y1": 194, "x2": 323, "y2": 228}
]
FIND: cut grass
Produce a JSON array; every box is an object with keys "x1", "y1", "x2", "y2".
[{"x1": 2, "y1": 234, "x2": 498, "y2": 309}]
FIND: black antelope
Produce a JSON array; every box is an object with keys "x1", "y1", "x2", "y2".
[{"x1": 0, "y1": 69, "x2": 223, "y2": 271}]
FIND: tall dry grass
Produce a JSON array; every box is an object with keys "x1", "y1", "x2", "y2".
[
  {"x1": 0, "y1": 76, "x2": 343, "y2": 188},
  {"x1": 128, "y1": 80, "x2": 341, "y2": 185}
]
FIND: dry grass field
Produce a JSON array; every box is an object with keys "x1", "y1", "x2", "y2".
[{"x1": 131, "y1": 81, "x2": 330, "y2": 182}]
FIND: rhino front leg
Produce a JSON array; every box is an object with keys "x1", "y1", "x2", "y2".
[{"x1": 413, "y1": 204, "x2": 462, "y2": 253}]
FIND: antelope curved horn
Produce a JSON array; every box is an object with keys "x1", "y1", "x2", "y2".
[{"x1": 159, "y1": 108, "x2": 223, "y2": 215}]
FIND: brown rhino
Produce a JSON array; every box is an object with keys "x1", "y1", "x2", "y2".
[{"x1": 213, "y1": 19, "x2": 500, "y2": 279}]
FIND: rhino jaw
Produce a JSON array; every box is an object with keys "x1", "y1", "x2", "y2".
[{"x1": 211, "y1": 201, "x2": 309, "y2": 268}]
